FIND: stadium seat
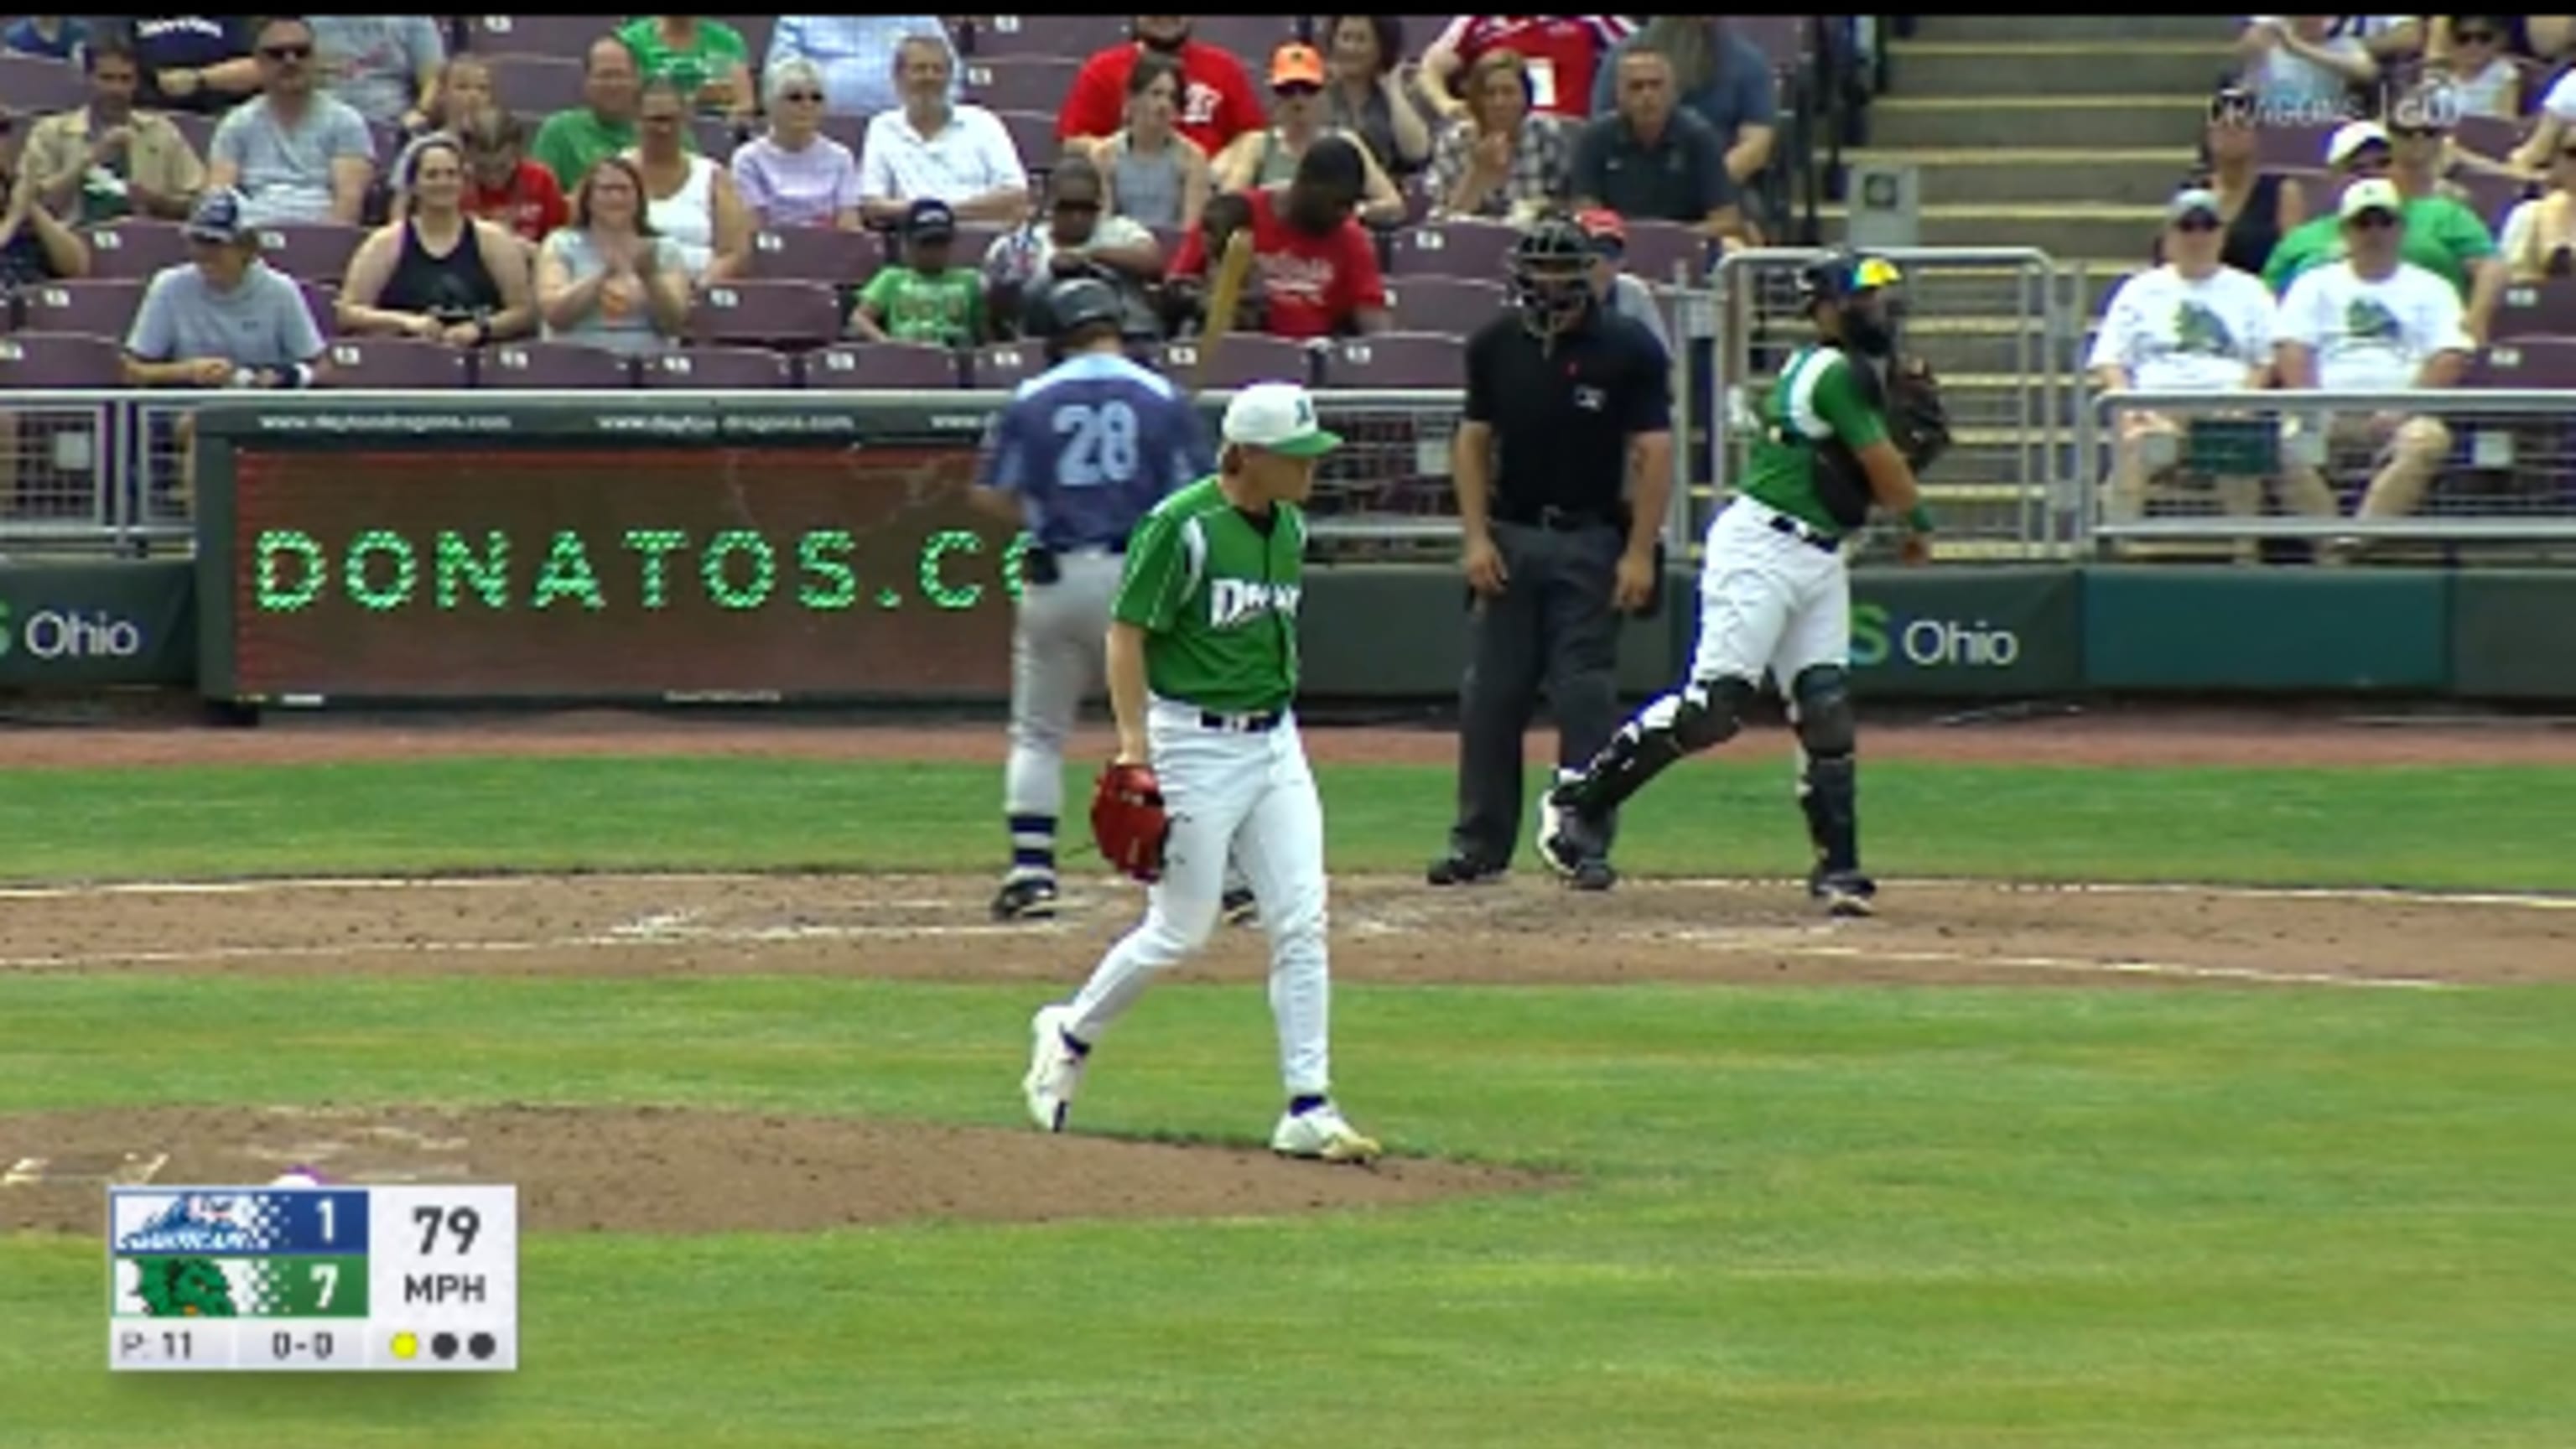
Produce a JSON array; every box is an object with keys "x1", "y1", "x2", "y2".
[
  {"x1": 641, "y1": 346, "x2": 798, "y2": 388},
  {"x1": 476, "y1": 340, "x2": 639, "y2": 388},
  {"x1": 480, "y1": 54, "x2": 589, "y2": 116},
  {"x1": 965, "y1": 15, "x2": 1128, "y2": 59},
  {"x1": 969, "y1": 341, "x2": 1047, "y2": 390},
  {"x1": 1193, "y1": 16, "x2": 1309, "y2": 60},
  {"x1": 1386, "y1": 275, "x2": 1505, "y2": 334},
  {"x1": 690, "y1": 115, "x2": 746, "y2": 162},
  {"x1": 0, "y1": 53, "x2": 86, "y2": 112},
  {"x1": 1321, "y1": 331, "x2": 1465, "y2": 388},
  {"x1": 169, "y1": 111, "x2": 219, "y2": 158},
  {"x1": 255, "y1": 222, "x2": 366, "y2": 285},
  {"x1": 2256, "y1": 122, "x2": 2337, "y2": 171},
  {"x1": 2452, "y1": 114, "x2": 2521, "y2": 161},
  {"x1": 749, "y1": 226, "x2": 880, "y2": 284},
  {"x1": 1623, "y1": 220, "x2": 1708, "y2": 287},
  {"x1": 691, "y1": 280, "x2": 844, "y2": 348},
  {"x1": 1732, "y1": 16, "x2": 1813, "y2": 63},
  {"x1": 819, "y1": 113, "x2": 869, "y2": 158},
  {"x1": 0, "y1": 331, "x2": 129, "y2": 387},
  {"x1": 78, "y1": 222, "x2": 195, "y2": 283},
  {"x1": 995, "y1": 109, "x2": 1059, "y2": 169},
  {"x1": 464, "y1": 14, "x2": 608, "y2": 56},
  {"x1": 16, "y1": 280, "x2": 147, "y2": 339},
  {"x1": 2490, "y1": 279, "x2": 2576, "y2": 342},
  {"x1": 802, "y1": 342, "x2": 964, "y2": 389},
  {"x1": 873, "y1": 223, "x2": 1011, "y2": 272},
  {"x1": 1388, "y1": 221, "x2": 1518, "y2": 280},
  {"x1": 299, "y1": 282, "x2": 340, "y2": 338},
  {"x1": 317, "y1": 337, "x2": 474, "y2": 387},
  {"x1": 2473, "y1": 338, "x2": 2576, "y2": 387},
  {"x1": 2456, "y1": 172, "x2": 2531, "y2": 228},
  {"x1": 703, "y1": 14, "x2": 776, "y2": 66},
  {"x1": 963, "y1": 57, "x2": 1083, "y2": 115},
  {"x1": 1154, "y1": 335, "x2": 1317, "y2": 389}
]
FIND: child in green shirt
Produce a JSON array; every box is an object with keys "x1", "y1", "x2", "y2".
[{"x1": 849, "y1": 199, "x2": 988, "y2": 347}]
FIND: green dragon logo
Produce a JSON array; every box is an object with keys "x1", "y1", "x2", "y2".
[{"x1": 135, "y1": 1257, "x2": 238, "y2": 1317}]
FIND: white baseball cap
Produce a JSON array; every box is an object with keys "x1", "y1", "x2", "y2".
[
  {"x1": 1220, "y1": 382, "x2": 1342, "y2": 458},
  {"x1": 2325, "y1": 120, "x2": 2391, "y2": 168},
  {"x1": 2339, "y1": 177, "x2": 2404, "y2": 221}
]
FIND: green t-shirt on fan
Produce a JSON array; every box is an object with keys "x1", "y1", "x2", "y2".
[
  {"x1": 1742, "y1": 345, "x2": 1888, "y2": 538},
  {"x1": 615, "y1": 17, "x2": 748, "y2": 111},
  {"x1": 2260, "y1": 196, "x2": 2496, "y2": 298},
  {"x1": 528, "y1": 109, "x2": 637, "y2": 193},
  {"x1": 1111, "y1": 477, "x2": 1307, "y2": 715},
  {"x1": 857, "y1": 267, "x2": 985, "y2": 346}
]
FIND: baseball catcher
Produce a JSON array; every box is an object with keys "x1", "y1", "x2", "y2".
[{"x1": 1539, "y1": 250, "x2": 1936, "y2": 916}]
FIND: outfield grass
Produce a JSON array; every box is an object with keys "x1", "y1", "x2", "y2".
[
  {"x1": 3, "y1": 755, "x2": 2572, "y2": 1446},
  {"x1": 0, "y1": 756, "x2": 2571, "y2": 889}
]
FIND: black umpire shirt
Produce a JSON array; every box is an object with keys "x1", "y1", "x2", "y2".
[{"x1": 1464, "y1": 306, "x2": 1675, "y2": 521}]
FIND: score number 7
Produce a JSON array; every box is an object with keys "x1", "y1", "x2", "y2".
[{"x1": 413, "y1": 1205, "x2": 482, "y2": 1255}]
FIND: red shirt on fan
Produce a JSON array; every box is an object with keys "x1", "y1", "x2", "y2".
[
  {"x1": 465, "y1": 162, "x2": 569, "y2": 243},
  {"x1": 1057, "y1": 39, "x2": 1267, "y2": 158},
  {"x1": 1434, "y1": 15, "x2": 1635, "y2": 118},
  {"x1": 1167, "y1": 188, "x2": 1385, "y2": 341}
]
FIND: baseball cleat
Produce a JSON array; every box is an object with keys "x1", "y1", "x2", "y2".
[
  {"x1": 1567, "y1": 857, "x2": 1618, "y2": 892},
  {"x1": 1021, "y1": 1005, "x2": 1088, "y2": 1132},
  {"x1": 992, "y1": 876, "x2": 1060, "y2": 922},
  {"x1": 1810, "y1": 868, "x2": 1878, "y2": 918},
  {"x1": 1221, "y1": 886, "x2": 1260, "y2": 928},
  {"x1": 1270, "y1": 1101, "x2": 1382, "y2": 1164},
  {"x1": 1535, "y1": 784, "x2": 1609, "y2": 880},
  {"x1": 1425, "y1": 852, "x2": 1507, "y2": 886}
]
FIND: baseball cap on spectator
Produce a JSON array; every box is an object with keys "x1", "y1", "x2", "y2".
[
  {"x1": 184, "y1": 187, "x2": 254, "y2": 245},
  {"x1": 1270, "y1": 42, "x2": 1326, "y2": 91},
  {"x1": 2166, "y1": 184, "x2": 2222, "y2": 226},
  {"x1": 904, "y1": 198, "x2": 957, "y2": 242},
  {"x1": 1223, "y1": 382, "x2": 1342, "y2": 457},
  {"x1": 2325, "y1": 121, "x2": 2392, "y2": 168},
  {"x1": 2339, "y1": 177, "x2": 2404, "y2": 221},
  {"x1": 1574, "y1": 206, "x2": 1628, "y2": 256}
]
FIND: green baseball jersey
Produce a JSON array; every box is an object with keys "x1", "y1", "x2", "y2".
[
  {"x1": 1742, "y1": 345, "x2": 1888, "y2": 535},
  {"x1": 2261, "y1": 196, "x2": 2494, "y2": 299},
  {"x1": 1110, "y1": 476, "x2": 1306, "y2": 714}
]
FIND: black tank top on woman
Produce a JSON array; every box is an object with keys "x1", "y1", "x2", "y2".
[
  {"x1": 2220, "y1": 172, "x2": 2285, "y2": 278},
  {"x1": 382, "y1": 217, "x2": 502, "y2": 325}
]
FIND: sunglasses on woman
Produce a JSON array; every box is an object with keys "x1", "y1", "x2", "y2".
[
  {"x1": 782, "y1": 90, "x2": 823, "y2": 103},
  {"x1": 260, "y1": 43, "x2": 311, "y2": 60}
]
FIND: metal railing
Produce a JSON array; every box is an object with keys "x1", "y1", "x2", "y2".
[
  {"x1": 2090, "y1": 387, "x2": 2576, "y2": 553},
  {"x1": 0, "y1": 399, "x2": 120, "y2": 545},
  {"x1": 1696, "y1": 246, "x2": 2083, "y2": 559}
]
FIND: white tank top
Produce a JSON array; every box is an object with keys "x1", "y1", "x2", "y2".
[{"x1": 643, "y1": 153, "x2": 719, "y2": 279}]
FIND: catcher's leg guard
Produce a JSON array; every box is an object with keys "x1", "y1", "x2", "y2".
[
  {"x1": 1789, "y1": 665, "x2": 1860, "y2": 877},
  {"x1": 1556, "y1": 674, "x2": 1757, "y2": 818}
]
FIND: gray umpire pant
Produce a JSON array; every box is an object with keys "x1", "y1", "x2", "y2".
[{"x1": 1448, "y1": 518, "x2": 1627, "y2": 867}]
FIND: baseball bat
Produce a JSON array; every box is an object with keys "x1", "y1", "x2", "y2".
[{"x1": 1192, "y1": 228, "x2": 1257, "y2": 393}]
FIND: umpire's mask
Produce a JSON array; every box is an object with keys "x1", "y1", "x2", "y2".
[
  {"x1": 1510, "y1": 215, "x2": 1596, "y2": 340},
  {"x1": 1798, "y1": 252, "x2": 1906, "y2": 357}
]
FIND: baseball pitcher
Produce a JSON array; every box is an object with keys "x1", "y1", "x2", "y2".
[
  {"x1": 1538, "y1": 251, "x2": 1943, "y2": 917},
  {"x1": 972, "y1": 278, "x2": 1212, "y2": 922},
  {"x1": 1022, "y1": 382, "x2": 1382, "y2": 1164}
]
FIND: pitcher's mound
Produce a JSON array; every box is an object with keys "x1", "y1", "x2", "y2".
[{"x1": 0, "y1": 1104, "x2": 1550, "y2": 1234}]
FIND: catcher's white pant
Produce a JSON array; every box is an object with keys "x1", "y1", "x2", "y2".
[
  {"x1": 1057, "y1": 699, "x2": 1333, "y2": 1098},
  {"x1": 1687, "y1": 496, "x2": 1852, "y2": 687}
]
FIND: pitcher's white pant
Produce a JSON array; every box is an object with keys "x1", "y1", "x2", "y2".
[
  {"x1": 1004, "y1": 549, "x2": 1126, "y2": 839},
  {"x1": 1058, "y1": 699, "x2": 1332, "y2": 1097},
  {"x1": 1687, "y1": 496, "x2": 1852, "y2": 687}
]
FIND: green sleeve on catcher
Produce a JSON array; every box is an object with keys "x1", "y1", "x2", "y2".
[{"x1": 1809, "y1": 352, "x2": 1888, "y2": 451}]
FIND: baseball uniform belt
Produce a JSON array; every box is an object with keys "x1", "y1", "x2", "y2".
[
  {"x1": 1196, "y1": 709, "x2": 1283, "y2": 733},
  {"x1": 1766, "y1": 512, "x2": 1841, "y2": 554},
  {"x1": 1022, "y1": 538, "x2": 1129, "y2": 585}
]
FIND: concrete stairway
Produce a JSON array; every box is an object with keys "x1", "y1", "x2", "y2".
[{"x1": 1793, "y1": 13, "x2": 2246, "y2": 554}]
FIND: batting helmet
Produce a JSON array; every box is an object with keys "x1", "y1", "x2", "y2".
[{"x1": 1025, "y1": 276, "x2": 1127, "y2": 361}]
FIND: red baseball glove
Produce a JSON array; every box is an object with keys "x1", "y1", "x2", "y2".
[{"x1": 1090, "y1": 761, "x2": 1170, "y2": 883}]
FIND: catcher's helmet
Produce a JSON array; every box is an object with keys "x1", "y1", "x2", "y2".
[
  {"x1": 1509, "y1": 212, "x2": 1596, "y2": 336},
  {"x1": 1794, "y1": 250, "x2": 1904, "y2": 313}
]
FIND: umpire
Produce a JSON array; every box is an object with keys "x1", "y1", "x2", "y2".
[{"x1": 1429, "y1": 214, "x2": 1675, "y2": 892}]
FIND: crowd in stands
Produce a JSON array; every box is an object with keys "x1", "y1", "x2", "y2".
[
  {"x1": 0, "y1": 12, "x2": 1785, "y2": 411},
  {"x1": 2096, "y1": 18, "x2": 2576, "y2": 548}
]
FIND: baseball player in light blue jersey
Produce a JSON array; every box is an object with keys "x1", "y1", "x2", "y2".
[{"x1": 972, "y1": 278, "x2": 1229, "y2": 922}]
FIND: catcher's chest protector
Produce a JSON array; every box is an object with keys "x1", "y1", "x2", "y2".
[{"x1": 1805, "y1": 344, "x2": 1883, "y2": 532}]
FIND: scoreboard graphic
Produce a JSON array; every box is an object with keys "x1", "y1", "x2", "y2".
[{"x1": 107, "y1": 1185, "x2": 517, "y2": 1372}]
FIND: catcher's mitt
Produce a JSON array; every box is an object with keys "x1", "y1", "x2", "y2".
[
  {"x1": 1090, "y1": 761, "x2": 1170, "y2": 884},
  {"x1": 1886, "y1": 352, "x2": 1951, "y2": 473}
]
